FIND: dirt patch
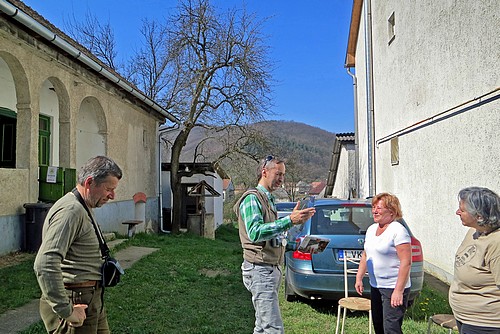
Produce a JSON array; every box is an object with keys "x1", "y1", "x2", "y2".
[
  {"x1": 199, "y1": 268, "x2": 231, "y2": 278},
  {"x1": 0, "y1": 251, "x2": 35, "y2": 269}
]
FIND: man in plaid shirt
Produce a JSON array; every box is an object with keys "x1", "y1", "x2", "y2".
[{"x1": 234, "y1": 156, "x2": 315, "y2": 334}]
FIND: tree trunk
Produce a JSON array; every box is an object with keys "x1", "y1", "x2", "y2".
[{"x1": 169, "y1": 127, "x2": 190, "y2": 234}]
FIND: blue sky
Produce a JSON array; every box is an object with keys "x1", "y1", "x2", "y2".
[{"x1": 22, "y1": 0, "x2": 354, "y2": 134}]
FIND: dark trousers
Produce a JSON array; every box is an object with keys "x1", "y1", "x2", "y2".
[
  {"x1": 456, "y1": 320, "x2": 500, "y2": 334},
  {"x1": 370, "y1": 286, "x2": 410, "y2": 334},
  {"x1": 40, "y1": 285, "x2": 110, "y2": 334}
]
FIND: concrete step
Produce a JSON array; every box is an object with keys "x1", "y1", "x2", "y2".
[
  {"x1": 103, "y1": 232, "x2": 116, "y2": 242},
  {"x1": 108, "y1": 238, "x2": 127, "y2": 249}
]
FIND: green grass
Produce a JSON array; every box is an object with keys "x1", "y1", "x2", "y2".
[
  {"x1": 0, "y1": 253, "x2": 40, "y2": 314},
  {"x1": 2, "y1": 224, "x2": 452, "y2": 333}
]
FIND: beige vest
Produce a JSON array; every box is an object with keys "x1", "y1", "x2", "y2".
[{"x1": 234, "y1": 188, "x2": 284, "y2": 265}]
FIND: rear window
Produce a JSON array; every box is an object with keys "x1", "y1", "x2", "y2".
[
  {"x1": 276, "y1": 202, "x2": 295, "y2": 212},
  {"x1": 311, "y1": 205, "x2": 373, "y2": 235}
]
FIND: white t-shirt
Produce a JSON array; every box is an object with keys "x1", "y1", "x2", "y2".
[{"x1": 364, "y1": 221, "x2": 411, "y2": 289}]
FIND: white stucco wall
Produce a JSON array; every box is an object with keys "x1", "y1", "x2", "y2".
[
  {"x1": 0, "y1": 57, "x2": 16, "y2": 111},
  {"x1": 352, "y1": 0, "x2": 500, "y2": 283},
  {"x1": 331, "y1": 143, "x2": 356, "y2": 199}
]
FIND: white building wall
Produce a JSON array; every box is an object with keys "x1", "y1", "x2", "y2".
[
  {"x1": 353, "y1": 12, "x2": 370, "y2": 200},
  {"x1": 353, "y1": 0, "x2": 500, "y2": 283},
  {"x1": 0, "y1": 57, "x2": 16, "y2": 111},
  {"x1": 40, "y1": 80, "x2": 60, "y2": 166},
  {"x1": 331, "y1": 144, "x2": 355, "y2": 199}
]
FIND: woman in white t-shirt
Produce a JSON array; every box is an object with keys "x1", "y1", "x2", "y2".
[{"x1": 355, "y1": 193, "x2": 412, "y2": 334}]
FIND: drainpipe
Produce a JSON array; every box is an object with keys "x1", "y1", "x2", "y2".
[
  {"x1": 346, "y1": 68, "x2": 360, "y2": 199},
  {"x1": 158, "y1": 123, "x2": 179, "y2": 233},
  {"x1": 364, "y1": 0, "x2": 376, "y2": 197},
  {"x1": 0, "y1": 0, "x2": 179, "y2": 124}
]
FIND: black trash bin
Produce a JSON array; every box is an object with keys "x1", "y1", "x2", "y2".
[{"x1": 23, "y1": 203, "x2": 53, "y2": 252}]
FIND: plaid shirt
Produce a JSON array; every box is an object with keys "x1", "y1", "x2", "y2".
[{"x1": 239, "y1": 184, "x2": 292, "y2": 243}]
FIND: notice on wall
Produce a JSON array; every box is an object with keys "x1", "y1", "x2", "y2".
[{"x1": 46, "y1": 166, "x2": 58, "y2": 183}]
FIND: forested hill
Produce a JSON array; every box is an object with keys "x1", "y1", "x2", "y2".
[
  {"x1": 165, "y1": 120, "x2": 337, "y2": 183},
  {"x1": 251, "y1": 120, "x2": 337, "y2": 181}
]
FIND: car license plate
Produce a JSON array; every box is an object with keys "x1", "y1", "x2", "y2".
[{"x1": 338, "y1": 249, "x2": 363, "y2": 260}]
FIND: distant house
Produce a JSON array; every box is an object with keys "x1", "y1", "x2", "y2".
[
  {"x1": 324, "y1": 133, "x2": 356, "y2": 199},
  {"x1": 222, "y1": 179, "x2": 235, "y2": 201},
  {"x1": 296, "y1": 181, "x2": 310, "y2": 195},
  {"x1": 309, "y1": 180, "x2": 327, "y2": 197},
  {"x1": 0, "y1": 0, "x2": 177, "y2": 255},
  {"x1": 344, "y1": 0, "x2": 499, "y2": 283}
]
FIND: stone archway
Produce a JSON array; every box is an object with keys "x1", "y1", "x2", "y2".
[
  {"x1": 0, "y1": 51, "x2": 32, "y2": 170},
  {"x1": 38, "y1": 77, "x2": 72, "y2": 168}
]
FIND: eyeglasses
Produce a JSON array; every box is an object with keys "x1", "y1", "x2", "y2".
[{"x1": 263, "y1": 155, "x2": 274, "y2": 169}]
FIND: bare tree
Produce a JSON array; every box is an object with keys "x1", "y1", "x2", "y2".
[
  {"x1": 156, "y1": 0, "x2": 273, "y2": 233},
  {"x1": 127, "y1": 19, "x2": 171, "y2": 100},
  {"x1": 67, "y1": 0, "x2": 273, "y2": 234},
  {"x1": 64, "y1": 11, "x2": 118, "y2": 70}
]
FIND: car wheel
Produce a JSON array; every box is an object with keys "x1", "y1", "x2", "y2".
[{"x1": 284, "y1": 269, "x2": 297, "y2": 302}]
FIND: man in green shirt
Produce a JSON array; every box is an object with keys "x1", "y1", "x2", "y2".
[
  {"x1": 34, "y1": 156, "x2": 122, "y2": 334},
  {"x1": 234, "y1": 156, "x2": 315, "y2": 334}
]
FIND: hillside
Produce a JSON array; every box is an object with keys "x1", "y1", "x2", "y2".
[
  {"x1": 162, "y1": 120, "x2": 336, "y2": 184},
  {"x1": 250, "y1": 121, "x2": 336, "y2": 181}
]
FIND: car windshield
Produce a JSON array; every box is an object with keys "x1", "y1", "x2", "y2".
[{"x1": 311, "y1": 205, "x2": 373, "y2": 235}]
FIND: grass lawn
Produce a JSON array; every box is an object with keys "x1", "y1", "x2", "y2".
[{"x1": 1, "y1": 224, "x2": 452, "y2": 333}]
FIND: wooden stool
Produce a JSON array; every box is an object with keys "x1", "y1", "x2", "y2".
[
  {"x1": 427, "y1": 314, "x2": 458, "y2": 333},
  {"x1": 122, "y1": 220, "x2": 143, "y2": 237}
]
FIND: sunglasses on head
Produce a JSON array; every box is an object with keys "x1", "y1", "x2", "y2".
[{"x1": 263, "y1": 155, "x2": 274, "y2": 168}]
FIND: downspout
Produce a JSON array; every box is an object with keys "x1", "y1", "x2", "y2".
[
  {"x1": 364, "y1": 0, "x2": 376, "y2": 197},
  {"x1": 346, "y1": 68, "x2": 360, "y2": 198},
  {"x1": 0, "y1": 0, "x2": 178, "y2": 123}
]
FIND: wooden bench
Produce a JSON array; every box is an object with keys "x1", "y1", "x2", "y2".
[{"x1": 122, "y1": 220, "x2": 143, "y2": 237}]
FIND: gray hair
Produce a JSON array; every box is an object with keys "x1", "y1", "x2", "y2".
[
  {"x1": 77, "y1": 156, "x2": 123, "y2": 185},
  {"x1": 458, "y1": 187, "x2": 499, "y2": 230},
  {"x1": 256, "y1": 155, "x2": 285, "y2": 183}
]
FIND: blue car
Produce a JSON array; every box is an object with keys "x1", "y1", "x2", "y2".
[
  {"x1": 276, "y1": 201, "x2": 296, "y2": 218},
  {"x1": 283, "y1": 198, "x2": 424, "y2": 303}
]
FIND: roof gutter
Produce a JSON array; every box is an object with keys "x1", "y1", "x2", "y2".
[
  {"x1": 0, "y1": 0, "x2": 179, "y2": 124},
  {"x1": 363, "y1": 0, "x2": 376, "y2": 197},
  {"x1": 346, "y1": 68, "x2": 360, "y2": 198}
]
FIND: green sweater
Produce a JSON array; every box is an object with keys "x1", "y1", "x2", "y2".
[{"x1": 34, "y1": 192, "x2": 103, "y2": 318}]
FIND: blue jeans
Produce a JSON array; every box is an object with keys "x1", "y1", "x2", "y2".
[
  {"x1": 242, "y1": 260, "x2": 284, "y2": 334},
  {"x1": 370, "y1": 286, "x2": 410, "y2": 334}
]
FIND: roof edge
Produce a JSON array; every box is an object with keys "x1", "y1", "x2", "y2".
[{"x1": 345, "y1": 0, "x2": 363, "y2": 68}]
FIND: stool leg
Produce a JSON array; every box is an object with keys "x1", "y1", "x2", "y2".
[
  {"x1": 427, "y1": 316, "x2": 433, "y2": 334},
  {"x1": 368, "y1": 310, "x2": 372, "y2": 334},
  {"x1": 335, "y1": 305, "x2": 341, "y2": 334},
  {"x1": 341, "y1": 306, "x2": 347, "y2": 334}
]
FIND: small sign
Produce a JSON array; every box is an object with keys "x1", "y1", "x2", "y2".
[{"x1": 46, "y1": 166, "x2": 58, "y2": 183}]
